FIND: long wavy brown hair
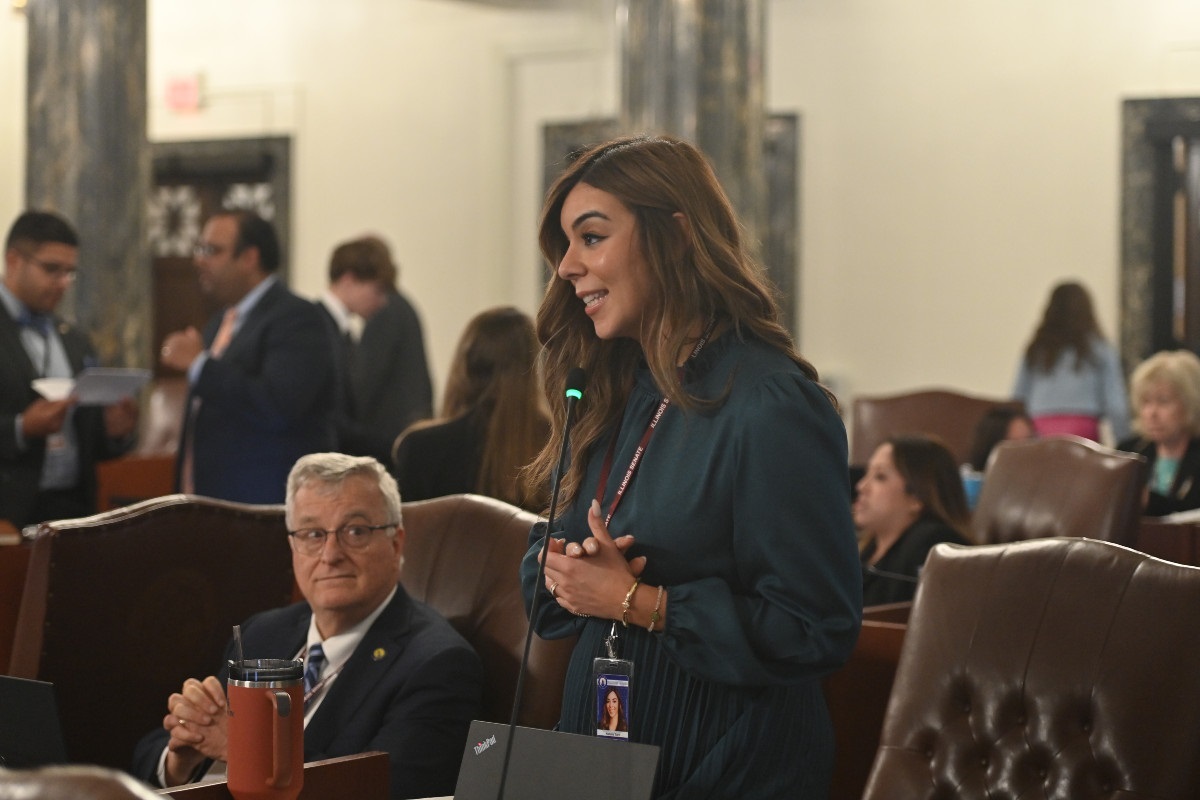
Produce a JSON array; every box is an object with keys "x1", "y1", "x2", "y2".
[
  {"x1": 526, "y1": 134, "x2": 830, "y2": 510},
  {"x1": 1024, "y1": 281, "x2": 1103, "y2": 373},
  {"x1": 434, "y1": 306, "x2": 549, "y2": 509}
]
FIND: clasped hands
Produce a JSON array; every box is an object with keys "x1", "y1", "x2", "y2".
[
  {"x1": 162, "y1": 675, "x2": 228, "y2": 786},
  {"x1": 541, "y1": 499, "x2": 646, "y2": 619}
]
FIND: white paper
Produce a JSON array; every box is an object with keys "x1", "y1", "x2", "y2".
[
  {"x1": 71, "y1": 368, "x2": 152, "y2": 405},
  {"x1": 31, "y1": 377, "x2": 75, "y2": 402}
]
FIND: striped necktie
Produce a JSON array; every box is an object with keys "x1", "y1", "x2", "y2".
[{"x1": 303, "y1": 643, "x2": 325, "y2": 707}]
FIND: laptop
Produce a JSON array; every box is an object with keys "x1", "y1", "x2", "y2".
[
  {"x1": 453, "y1": 720, "x2": 659, "y2": 800},
  {"x1": 0, "y1": 675, "x2": 69, "y2": 768}
]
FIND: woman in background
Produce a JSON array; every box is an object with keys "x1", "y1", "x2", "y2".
[
  {"x1": 856, "y1": 435, "x2": 972, "y2": 606},
  {"x1": 1012, "y1": 281, "x2": 1131, "y2": 442},
  {"x1": 1117, "y1": 349, "x2": 1200, "y2": 516},
  {"x1": 392, "y1": 306, "x2": 549, "y2": 510},
  {"x1": 967, "y1": 407, "x2": 1036, "y2": 473},
  {"x1": 521, "y1": 134, "x2": 861, "y2": 799}
]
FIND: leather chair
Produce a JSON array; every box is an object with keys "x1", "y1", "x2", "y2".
[
  {"x1": 8, "y1": 495, "x2": 294, "y2": 770},
  {"x1": 95, "y1": 377, "x2": 188, "y2": 511},
  {"x1": 399, "y1": 493, "x2": 575, "y2": 729},
  {"x1": 850, "y1": 388, "x2": 1024, "y2": 466},
  {"x1": 971, "y1": 435, "x2": 1147, "y2": 546},
  {"x1": 0, "y1": 765, "x2": 165, "y2": 800},
  {"x1": 862, "y1": 537, "x2": 1200, "y2": 798}
]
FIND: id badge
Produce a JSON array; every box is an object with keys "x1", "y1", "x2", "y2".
[{"x1": 593, "y1": 656, "x2": 632, "y2": 739}]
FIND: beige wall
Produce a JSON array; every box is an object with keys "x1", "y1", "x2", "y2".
[{"x1": 3, "y1": 0, "x2": 1200, "y2": 413}]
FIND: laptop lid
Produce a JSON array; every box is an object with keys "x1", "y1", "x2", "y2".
[
  {"x1": 0, "y1": 675, "x2": 69, "y2": 768},
  {"x1": 454, "y1": 720, "x2": 659, "y2": 800}
]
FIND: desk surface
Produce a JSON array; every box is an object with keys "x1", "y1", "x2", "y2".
[{"x1": 158, "y1": 751, "x2": 389, "y2": 799}]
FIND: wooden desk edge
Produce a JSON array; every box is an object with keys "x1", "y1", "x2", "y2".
[{"x1": 158, "y1": 751, "x2": 390, "y2": 799}]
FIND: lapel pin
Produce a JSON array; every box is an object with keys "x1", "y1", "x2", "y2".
[{"x1": 372, "y1": 647, "x2": 386, "y2": 661}]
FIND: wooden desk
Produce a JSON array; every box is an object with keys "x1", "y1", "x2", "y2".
[
  {"x1": 1135, "y1": 518, "x2": 1200, "y2": 566},
  {"x1": 824, "y1": 616, "x2": 908, "y2": 800},
  {"x1": 0, "y1": 539, "x2": 31, "y2": 674},
  {"x1": 159, "y1": 751, "x2": 390, "y2": 799}
]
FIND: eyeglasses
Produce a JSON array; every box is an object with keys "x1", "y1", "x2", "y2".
[
  {"x1": 20, "y1": 251, "x2": 77, "y2": 282},
  {"x1": 287, "y1": 523, "x2": 397, "y2": 555},
  {"x1": 193, "y1": 242, "x2": 232, "y2": 259}
]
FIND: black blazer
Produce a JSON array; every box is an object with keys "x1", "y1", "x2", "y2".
[
  {"x1": 0, "y1": 304, "x2": 121, "y2": 527},
  {"x1": 132, "y1": 586, "x2": 483, "y2": 800},
  {"x1": 861, "y1": 517, "x2": 970, "y2": 606},
  {"x1": 351, "y1": 290, "x2": 432, "y2": 464},
  {"x1": 1117, "y1": 436, "x2": 1200, "y2": 516},
  {"x1": 176, "y1": 280, "x2": 336, "y2": 504}
]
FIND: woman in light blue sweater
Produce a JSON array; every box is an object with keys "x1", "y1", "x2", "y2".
[{"x1": 1012, "y1": 281, "x2": 1131, "y2": 442}]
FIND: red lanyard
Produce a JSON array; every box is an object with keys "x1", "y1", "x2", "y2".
[{"x1": 594, "y1": 318, "x2": 717, "y2": 526}]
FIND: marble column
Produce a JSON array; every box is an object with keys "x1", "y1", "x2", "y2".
[
  {"x1": 25, "y1": 0, "x2": 151, "y2": 368},
  {"x1": 618, "y1": 0, "x2": 766, "y2": 247}
]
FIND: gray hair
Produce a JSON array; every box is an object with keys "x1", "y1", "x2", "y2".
[
  {"x1": 285, "y1": 452, "x2": 403, "y2": 528},
  {"x1": 1130, "y1": 349, "x2": 1200, "y2": 438}
]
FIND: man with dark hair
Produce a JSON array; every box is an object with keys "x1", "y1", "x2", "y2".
[
  {"x1": 160, "y1": 210, "x2": 335, "y2": 503},
  {"x1": 351, "y1": 237, "x2": 433, "y2": 463},
  {"x1": 317, "y1": 237, "x2": 395, "y2": 456},
  {"x1": 0, "y1": 210, "x2": 137, "y2": 527}
]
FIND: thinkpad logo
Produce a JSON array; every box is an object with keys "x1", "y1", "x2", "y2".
[{"x1": 473, "y1": 734, "x2": 497, "y2": 756}]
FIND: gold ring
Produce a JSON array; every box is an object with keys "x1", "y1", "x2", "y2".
[
  {"x1": 177, "y1": 717, "x2": 186, "y2": 727},
  {"x1": 549, "y1": 581, "x2": 559, "y2": 598}
]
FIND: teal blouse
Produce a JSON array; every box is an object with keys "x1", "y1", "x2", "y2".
[{"x1": 521, "y1": 332, "x2": 862, "y2": 799}]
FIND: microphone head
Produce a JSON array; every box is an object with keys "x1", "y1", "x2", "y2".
[{"x1": 565, "y1": 367, "x2": 586, "y2": 402}]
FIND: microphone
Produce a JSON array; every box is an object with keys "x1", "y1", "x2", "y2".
[
  {"x1": 496, "y1": 367, "x2": 586, "y2": 800},
  {"x1": 862, "y1": 563, "x2": 921, "y2": 584}
]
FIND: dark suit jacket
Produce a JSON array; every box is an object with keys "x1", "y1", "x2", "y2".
[
  {"x1": 0, "y1": 304, "x2": 123, "y2": 527},
  {"x1": 351, "y1": 290, "x2": 433, "y2": 464},
  {"x1": 176, "y1": 280, "x2": 336, "y2": 504},
  {"x1": 132, "y1": 586, "x2": 483, "y2": 800},
  {"x1": 315, "y1": 300, "x2": 382, "y2": 459},
  {"x1": 1117, "y1": 436, "x2": 1200, "y2": 516}
]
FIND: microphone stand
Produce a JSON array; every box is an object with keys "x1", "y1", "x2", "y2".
[{"x1": 496, "y1": 373, "x2": 582, "y2": 800}]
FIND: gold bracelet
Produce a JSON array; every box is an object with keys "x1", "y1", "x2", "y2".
[
  {"x1": 620, "y1": 579, "x2": 640, "y2": 627},
  {"x1": 647, "y1": 585, "x2": 664, "y2": 633}
]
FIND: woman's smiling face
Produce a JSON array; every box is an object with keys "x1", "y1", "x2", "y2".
[{"x1": 556, "y1": 182, "x2": 654, "y2": 347}]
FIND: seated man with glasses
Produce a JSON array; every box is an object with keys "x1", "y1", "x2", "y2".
[
  {"x1": 0, "y1": 210, "x2": 138, "y2": 527},
  {"x1": 132, "y1": 453, "x2": 483, "y2": 800}
]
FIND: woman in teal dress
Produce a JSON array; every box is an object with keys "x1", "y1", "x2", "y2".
[{"x1": 520, "y1": 135, "x2": 862, "y2": 799}]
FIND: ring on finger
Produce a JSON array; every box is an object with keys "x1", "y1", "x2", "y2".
[{"x1": 549, "y1": 581, "x2": 559, "y2": 598}]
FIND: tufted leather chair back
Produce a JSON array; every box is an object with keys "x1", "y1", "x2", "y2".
[
  {"x1": 862, "y1": 538, "x2": 1200, "y2": 799},
  {"x1": 398, "y1": 493, "x2": 575, "y2": 729},
  {"x1": 850, "y1": 389, "x2": 1024, "y2": 466},
  {"x1": 972, "y1": 435, "x2": 1147, "y2": 546},
  {"x1": 8, "y1": 495, "x2": 294, "y2": 770}
]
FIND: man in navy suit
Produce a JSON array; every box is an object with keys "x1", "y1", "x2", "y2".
[
  {"x1": 160, "y1": 210, "x2": 335, "y2": 504},
  {"x1": 0, "y1": 210, "x2": 137, "y2": 527},
  {"x1": 132, "y1": 453, "x2": 483, "y2": 799}
]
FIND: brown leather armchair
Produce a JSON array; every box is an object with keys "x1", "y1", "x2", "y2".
[
  {"x1": 861, "y1": 537, "x2": 1200, "y2": 799},
  {"x1": 971, "y1": 435, "x2": 1147, "y2": 545},
  {"x1": 850, "y1": 389, "x2": 1024, "y2": 466},
  {"x1": 399, "y1": 493, "x2": 575, "y2": 730},
  {"x1": 8, "y1": 495, "x2": 294, "y2": 770}
]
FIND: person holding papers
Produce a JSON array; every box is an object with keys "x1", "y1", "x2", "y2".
[
  {"x1": 0, "y1": 210, "x2": 137, "y2": 527},
  {"x1": 521, "y1": 135, "x2": 861, "y2": 799}
]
